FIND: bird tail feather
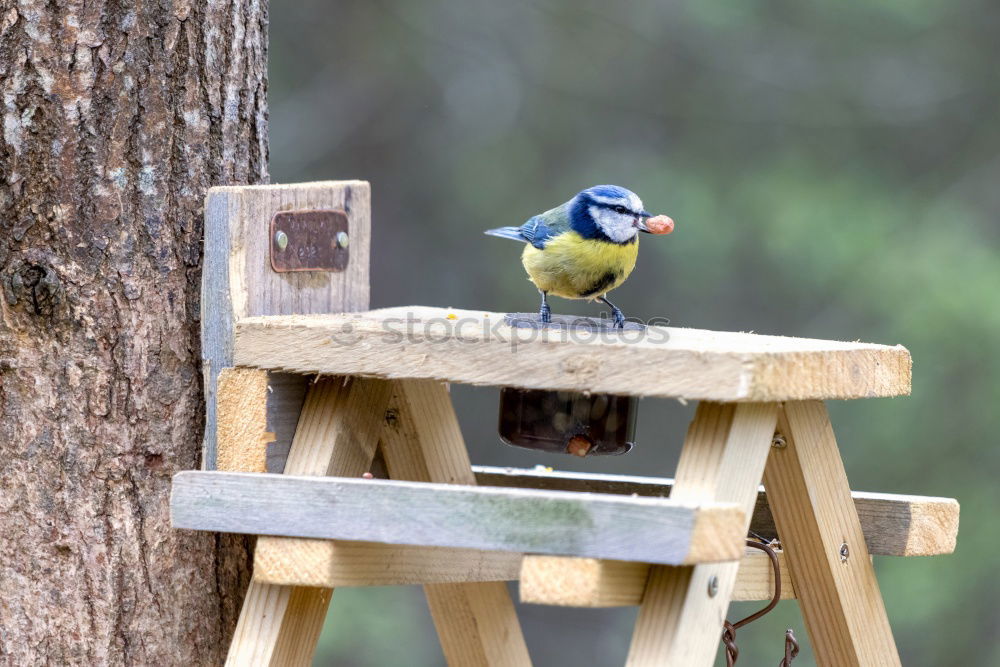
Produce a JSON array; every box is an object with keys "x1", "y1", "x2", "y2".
[{"x1": 484, "y1": 226, "x2": 527, "y2": 242}]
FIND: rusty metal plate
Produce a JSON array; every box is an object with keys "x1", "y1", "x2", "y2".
[{"x1": 269, "y1": 209, "x2": 350, "y2": 273}]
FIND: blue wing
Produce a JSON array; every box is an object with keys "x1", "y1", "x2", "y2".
[{"x1": 484, "y1": 202, "x2": 570, "y2": 250}]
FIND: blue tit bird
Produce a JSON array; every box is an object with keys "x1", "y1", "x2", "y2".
[{"x1": 485, "y1": 185, "x2": 672, "y2": 328}]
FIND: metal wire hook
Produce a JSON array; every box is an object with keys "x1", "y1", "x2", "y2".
[
  {"x1": 721, "y1": 539, "x2": 794, "y2": 666},
  {"x1": 780, "y1": 628, "x2": 800, "y2": 666}
]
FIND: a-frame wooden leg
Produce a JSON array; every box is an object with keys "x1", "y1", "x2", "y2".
[
  {"x1": 625, "y1": 402, "x2": 779, "y2": 666},
  {"x1": 379, "y1": 379, "x2": 532, "y2": 667},
  {"x1": 763, "y1": 401, "x2": 900, "y2": 666},
  {"x1": 226, "y1": 376, "x2": 392, "y2": 666}
]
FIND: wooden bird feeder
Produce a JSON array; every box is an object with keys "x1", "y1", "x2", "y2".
[{"x1": 171, "y1": 181, "x2": 959, "y2": 666}]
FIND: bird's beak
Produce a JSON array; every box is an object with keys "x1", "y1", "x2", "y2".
[{"x1": 635, "y1": 211, "x2": 654, "y2": 233}]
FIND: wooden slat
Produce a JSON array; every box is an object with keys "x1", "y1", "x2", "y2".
[
  {"x1": 258, "y1": 459, "x2": 957, "y2": 559},
  {"x1": 475, "y1": 466, "x2": 958, "y2": 557},
  {"x1": 256, "y1": 586, "x2": 333, "y2": 667},
  {"x1": 380, "y1": 380, "x2": 530, "y2": 667},
  {"x1": 171, "y1": 471, "x2": 745, "y2": 565},
  {"x1": 520, "y1": 557, "x2": 648, "y2": 608},
  {"x1": 626, "y1": 402, "x2": 779, "y2": 666},
  {"x1": 215, "y1": 367, "x2": 311, "y2": 475},
  {"x1": 263, "y1": 372, "x2": 310, "y2": 473},
  {"x1": 254, "y1": 540, "x2": 521, "y2": 587},
  {"x1": 847, "y1": 491, "x2": 959, "y2": 556},
  {"x1": 251, "y1": 544, "x2": 797, "y2": 603},
  {"x1": 224, "y1": 377, "x2": 391, "y2": 667},
  {"x1": 520, "y1": 548, "x2": 795, "y2": 607},
  {"x1": 216, "y1": 367, "x2": 273, "y2": 473},
  {"x1": 763, "y1": 401, "x2": 900, "y2": 665},
  {"x1": 730, "y1": 548, "x2": 796, "y2": 602},
  {"x1": 202, "y1": 181, "x2": 370, "y2": 469},
  {"x1": 232, "y1": 306, "x2": 911, "y2": 401},
  {"x1": 474, "y1": 466, "x2": 678, "y2": 496},
  {"x1": 252, "y1": 460, "x2": 959, "y2": 558}
]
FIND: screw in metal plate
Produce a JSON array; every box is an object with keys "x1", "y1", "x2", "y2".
[
  {"x1": 707, "y1": 575, "x2": 719, "y2": 597},
  {"x1": 771, "y1": 434, "x2": 787, "y2": 448},
  {"x1": 275, "y1": 230, "x2": 289, "y2": 251},
  {"x1": 335, "y1": 231, "x2": 350, "y2": 248},
  {"x1": 839, "y1": 542, "x2": 850, "y2": 563}
]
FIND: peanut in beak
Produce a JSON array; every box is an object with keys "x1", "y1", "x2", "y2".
[{"x1": 644, "y1": 215, "x2": 675, "y2": 235}]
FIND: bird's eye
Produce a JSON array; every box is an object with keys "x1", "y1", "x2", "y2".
[{"x1": 613, "y1": 205, "x2": 628, "y2": 214}]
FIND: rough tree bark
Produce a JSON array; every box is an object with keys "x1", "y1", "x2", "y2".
[{"x1": 0, "y1": 1, "x2": 267, "y2": 664}]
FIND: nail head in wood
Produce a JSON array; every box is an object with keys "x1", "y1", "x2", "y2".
[
  {"x1": 708, "y1": 575, "x2": 719, "y2": 597},
  {"x1": 771, "y1": 434, "x2": 787, "y2": 448}
]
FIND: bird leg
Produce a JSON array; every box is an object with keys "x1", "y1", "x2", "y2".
[
  {"x1": 597, "y1": 295, "x2": 626, "y2": 329},
  {"x1": 539, "y1": 290, "x2": 552, "y2": 323}
]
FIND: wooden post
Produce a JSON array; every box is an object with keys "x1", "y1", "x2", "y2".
[
  {"x1": 200, "y1": 181, "x2": 373, "y2": 666},
  {"x1": 625, "y1": 402, "x2": 779, "y2": 666},
  {"x1": 380, "y1": 380, "x2": 532, "y2": 666},
  {"x1": 202, "y1": 181, "x2": 371, "y2": 470},
  {"x1": 763, "y1": 401, "x2": 901, "y2": 666}
]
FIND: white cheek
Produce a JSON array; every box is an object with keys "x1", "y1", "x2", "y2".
[{"x1": 589, "y1": 206, "x2": 637, "y2": 243}]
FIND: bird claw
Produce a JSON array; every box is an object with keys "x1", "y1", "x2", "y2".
[
  {"x1": 540, "y1": 304, "x2": 552, "y2": 323},
  {"x1": 611, "y1": 308, "x2": 625, "y2": 329}
]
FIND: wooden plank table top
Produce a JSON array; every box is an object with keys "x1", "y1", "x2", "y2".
[{"x1": 233, "y1": 306, "x2": 911, "y2": 401}]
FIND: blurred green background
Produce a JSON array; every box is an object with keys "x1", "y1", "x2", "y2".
[{"x1": 268, "y1": 1, "x2": 999, "y2": 664}]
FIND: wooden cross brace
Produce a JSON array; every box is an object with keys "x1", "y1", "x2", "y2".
[
  {"x1": 179, "y1": 182, "x2": 956, "y2": 666},
  {"x1": 220, "y1": 375, "x2": 530, "y2": 666}
]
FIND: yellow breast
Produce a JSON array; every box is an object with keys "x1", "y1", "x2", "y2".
[{"x1": 520, "y1": 232, "x2": 639, "y2": 300}]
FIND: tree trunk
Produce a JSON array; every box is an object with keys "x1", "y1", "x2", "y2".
[{"x1": 0, "y1": 1, "x2": 267, "y2": 663}]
